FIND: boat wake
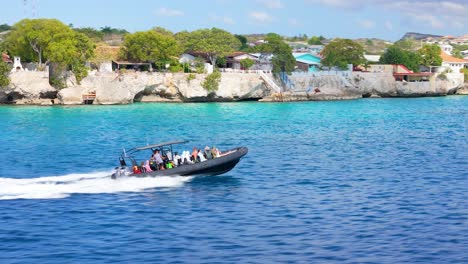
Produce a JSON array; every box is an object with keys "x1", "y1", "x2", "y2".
[{"x1": 0, "y1": 171, "x2": 192, "y2": 200}]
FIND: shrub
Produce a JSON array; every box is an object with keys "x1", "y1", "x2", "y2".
[
  {"x1": 461, "y1": 68, "x2": 468, "y2": 83},
  {"x1": 186, "y1": 73, "x2": 196, "y2": 82},
  {"x1": 437, "y1": 72, "x2": 447, "y2": 80},
  {"x1": 202, "y1": 71, "x2": 221, "y2": 92},
  {"x1": 169, "y1": 64, "x2": 183, "y2": 73},
  {"x1": 0, "y1": 61, "x2": 11, "y2": 87}
]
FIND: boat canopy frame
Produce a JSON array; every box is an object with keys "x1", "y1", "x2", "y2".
[{"x1": 119, "y1": 140, "x2": 189, "y2": 166}]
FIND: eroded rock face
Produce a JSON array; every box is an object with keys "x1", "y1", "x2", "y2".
[
  {"x1": 2, "y1": 70, "x2": 465, "y2": 105},
  {"x1": 0, "y1": 71, "x2": 57, "y2": 104},
  {"x1": 58, "y1": 72, "x2": 268, "y2": 104}
]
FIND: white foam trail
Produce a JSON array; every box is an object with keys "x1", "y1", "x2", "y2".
[{"x1": 0, "y1": 171, "x2": 193, "y2": 200}]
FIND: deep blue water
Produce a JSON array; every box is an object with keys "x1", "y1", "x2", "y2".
[{"x1": 0, "y1": 97, "x2": 467, "y2": 263}]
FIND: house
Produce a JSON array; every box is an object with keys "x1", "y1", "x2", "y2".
[
  {"x1": 92, "y1": 46, "x2": 121, "y2": 72},
  {"x1": 440, "y1": 51, "x2": 468, "y2": 73},
  {"x1": 391, "y1": 64, "x2": 432, "y2": 82},
  {"x1": 222, "y1": 52, "x2": 273, "y2": 71},
  {"x1": 439, "y1": 44, "x2": 453, "y2": 55},
  {"x1": 293, "y1": 53, "x2": 321, "y2": 72},
  {"x1": 450, "y1": 35, "x2": 468, "y2": 45},
  {"x1": 364, "y1": 54, "x2": 381, "y2": 63},
  {"x1": 288, "y1": 42, "x2": 324, "y2": 54},
  {"x1": 179, "y1": 52, "x2": 213, "y2": 73}
]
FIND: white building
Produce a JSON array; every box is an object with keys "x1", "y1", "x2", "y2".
[
  {"x1": 440, "y1": 51, "x2": 468, "y2": 73},
  {"x1": 439, "y1": 44, "x2": 453, "y2": 55}
]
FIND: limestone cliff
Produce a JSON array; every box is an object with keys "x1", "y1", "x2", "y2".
[
  {"x1": 58, "y1": 71, "x2": 269, "y2": 104},
  {"x1": 1, "y1": 71, "x2": 465, "y2": 105},
  {"x1": 0, "y1": 71, "x2": 57, "y2": 105}
]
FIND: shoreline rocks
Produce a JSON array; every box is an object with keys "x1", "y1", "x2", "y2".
[{"x1": 1, "y1": 71, "x2": 465, "y2": 105}]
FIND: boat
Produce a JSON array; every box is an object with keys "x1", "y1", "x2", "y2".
[{"x1": 112, "y1": 140, "x2": 248, "y2": 179}]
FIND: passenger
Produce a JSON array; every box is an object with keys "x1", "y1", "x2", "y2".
[
  {"x1": 204, "y1": 146, "x2": 213, "y2": 160},
  {"x1": 149, "y1": 157, "x2": 157, "y2": 171},
  {"x1": 166, "y1": 151, "x2": 173, "y2": 161},
  {"x1": 192, "y1": 147, "x2": 198, "y2": 161},
  {"x1": 140, "y1": 162, "x2": 146, "y2": 173},
  {"x1": 198, "y1": 149, "x2": 207, "y2": 162},
  {"x1": 133, "y1": 165, "x2": 141, "y2": 174},
  {"x1": 211, "y1": 146, "x2": 220, "y2": 158},
  {"x1": 173, "y1": 152, "x2": 181, "y2": 166},
  {"x1": 153, "y1": 149, "x2": 164, "y2": 167},
  {"x1": 144, "y1": 160, "x2": 153, "y2": 172},
  {"x1": 166, "y1": 161, "x2": 174, "y2": 169},
  {"x1": 159, "y1": 163, "x2": 165, "y2": 170}
]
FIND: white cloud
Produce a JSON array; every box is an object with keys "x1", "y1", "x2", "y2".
[
  {"x1": 249, "y1": 12, "x2": 273, "y2": 23},
  {"x1": 358, "y1": 19, "x2": 376, "y2": 29},
  {"x1": 306, "y1": 0, "x2": 468, "y2": 30},
  {"x1": 156, "y1": 7, "x2": 184, "y2": 17},
  {"x1": 257, "y1": 0, "x2": 284, "y2": 9}
]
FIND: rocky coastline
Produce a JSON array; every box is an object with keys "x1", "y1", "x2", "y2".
[{"x1": 0, "y1": 71, "x2": 465, "y2": 105}]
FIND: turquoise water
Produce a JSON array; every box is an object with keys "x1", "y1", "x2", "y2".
[{"x1": 0, "y1": 97, "x2": 467, "y2": 263}]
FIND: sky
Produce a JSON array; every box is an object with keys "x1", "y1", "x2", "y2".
[{"x1": 0, "y1": 0, "x2": 467, "y2": 41}]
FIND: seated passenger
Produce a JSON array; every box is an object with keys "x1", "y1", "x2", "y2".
[
  {"x1": 133, "y1": 165, "x2": 142, "y2": 174},
  {"x1": 192, "y1": 147, "x2": 198, "y2": 161},
  {"x1": 173, "y1": 152, "x2": 181, "y2": 166},
  {"x1": 211, "y1": 146, "x2": 220, "y2": 158},
  {"x1": 204, "y1": 146, "x2": 213, "y2": 160},
  {"x1": 198, "y1": 150, "x2": 207, "y2": 162},
  {"x1": 144, "y1": 160, "x2": 153, "y2": 172},
  {"x1": 166, "y1": 161, "x2": 174, "y2": 169},
  {"x1": 149, "y1": 157, "x2": 157, "y2": 171},
  {"x1": 140, "y1": 162, "x2": 146, "y2": 173}
]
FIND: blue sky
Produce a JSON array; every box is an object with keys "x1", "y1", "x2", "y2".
[{"x1": 1, "y1": 0, "x2": 467, "y2": 41}]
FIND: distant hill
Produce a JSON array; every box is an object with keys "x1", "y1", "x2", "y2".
[
  {"x1": 400, "y1": 32, "x2": 443, "y2": 41},
  {"x1": 354, "y1": 38, "x2": 393, "y2": 55}
]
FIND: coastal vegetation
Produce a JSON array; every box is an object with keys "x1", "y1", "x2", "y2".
[
  {"x1": 120, "y1": 30, "x2": 181, "y2": 70},
  {"x1": 201, "y1": 71, "x2": 221, "y2": 92},
  {"x1": 379, "y1": 44, "x2": 442, "y2": 72},
  {"x1": 0, "y1": 61, "x2": 10, "y2": 87},
  {"x1": 321, "y1": 39, "x2": 365, "y2": 70},
  {"x1": 184, "y1": 28, "x2": 241, "y2": 67},
  {"x1": 3, "y1": 19, "x2": 95, "y2": 84}
]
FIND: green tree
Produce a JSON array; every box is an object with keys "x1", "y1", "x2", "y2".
[
  {"x1": 100, "y1": 26, "x2": 128, "y2": 35},
  {"x1": 202, "y1": 71, "x2": 222, "y2": 92},
  {"x1": 46, "y1": 31, "x2": 95, "y2": 83},
  {"x1": 174, "y1": 30, "x2": 191, "y2": 52},
  {"x1": 234, "y1": 34, "x2": 248, "y2": 50},
  {"x1": 121, "y1": 30, "x2": 182, "y2": 67},
  {"x1": 308, "y1": 36, "x2": 323, "y2": 45},
  {"x1": 4, "y1": 19, "x2": 72, "y2": 65},
  {"x1": 417, "y1": 44, "x2": 442, "y2": 67},
  {"x1": 452, "y1": 50, "x2": 463, "y2": 59},
  {"x1": 152, "y1": 27, "x2": 173, "y2": 36},
  {"x1": 0, "y1": 61, "x2": 11, "y2": 87},
  {"x1": 240, "y1": 58, "x2": 254, "y2": 69},
  {"x1": 321, "y1": 38, "x2": 365, "y2": 69},
  {"x1": 245, "y1": 33, "x2": 295, "y2": 74},
  {"x1": 0, "y1": 24, "x2": 11, "y2": 32},
  {"x1": 185, "y1": 28, "x2": 241, "y2": 66},
  {"x1": 270, "y1": 40, "x2": 295, "y2": 74},
  {"x1": 73, "y1": 27, "x2": 104, "y2": 43},
  {"x1": 379, "y1": 45, "x2": 421, "y2": 72}
]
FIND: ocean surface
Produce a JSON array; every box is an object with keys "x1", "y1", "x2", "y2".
[{"x1": 0, "y1": 97, "x2": 467, "y2": 263}]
